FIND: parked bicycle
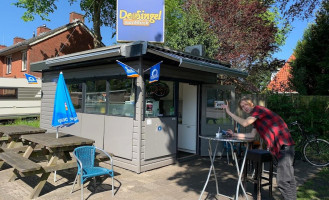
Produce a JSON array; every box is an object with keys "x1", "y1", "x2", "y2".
[{"x1": 289, "y1": 121, "x2": 329, "y2": 167}]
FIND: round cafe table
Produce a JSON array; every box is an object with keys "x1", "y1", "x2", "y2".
[{"x1": 199, "y1": 134, "x2": 254, "y2": 200}]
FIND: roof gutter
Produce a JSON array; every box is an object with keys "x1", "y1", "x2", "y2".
[
  {"x1": 31, "y1": 46, "x2": 122, "y2": 72},
  {"x1": 179, "y1": 57, "x2": 248, "y2": 78},
  {"x1": 0, "y1": 44, "x2": 29, "y2": 56}
]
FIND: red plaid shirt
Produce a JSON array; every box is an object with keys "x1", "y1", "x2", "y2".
[{"x1": 250, "y1": 106, "x2": 295, "y2": 158}]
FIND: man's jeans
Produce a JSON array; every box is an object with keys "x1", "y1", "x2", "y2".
[{"x1": 277, "y1": 145, "x2": 297, "y2": 200}]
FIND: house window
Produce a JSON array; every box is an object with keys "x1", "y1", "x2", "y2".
[
  {"x1": 6, "y1": 57, "x2": 12, "y2": 74},
  {"x1": 22, "y1": 52, "x2": 27, "y2": 71},
  {"x1": 0, "y1": 88, "x2": 17, "y2": 99}
]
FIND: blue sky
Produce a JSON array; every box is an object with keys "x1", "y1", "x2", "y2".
[{"x1": 0, "y1": 0, "x2": 315, "y2": 61}]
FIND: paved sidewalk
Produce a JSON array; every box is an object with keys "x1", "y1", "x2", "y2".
[{"x1": 0, "y1": 157, "x2": 321, "y2": 200}]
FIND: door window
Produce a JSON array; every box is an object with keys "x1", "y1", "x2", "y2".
[{"x1": 206, "y1": 88, "x2": 231, "y2": 125}]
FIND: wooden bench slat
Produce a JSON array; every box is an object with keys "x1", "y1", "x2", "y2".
[{"x1": 0, "y1": 152, "x2": 42, "y2": 172}]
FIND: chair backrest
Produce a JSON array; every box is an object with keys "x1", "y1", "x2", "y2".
[{"x1": 73, "y1": 146, "x2": 96, "y2": 170}]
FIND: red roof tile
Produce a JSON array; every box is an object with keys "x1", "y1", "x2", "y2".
[{"x1": 268, "y1": 55, "x2": 296, "y2": 93}]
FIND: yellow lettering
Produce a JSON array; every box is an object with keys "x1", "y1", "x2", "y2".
[
  {"x1": 120, "y1": 10, "x2": 127, "y2": 19},
  {"x1": 149, "y1": 14, "x2": 156, "y2": 23},
  {"x1": 120, "y1": 10, "x2": 162, "y2": 25},
  {"x1": 156, "y1": 11, "x2": 162, "y2": 20}
]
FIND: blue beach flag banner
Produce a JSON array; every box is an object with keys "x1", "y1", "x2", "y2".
[
  {"x1": 116, "y1": 60, "x2": 139, "y2": 78},
  {"x1": 52, "y1": 72, "x2": 79, "y2": 138},
  {"x1": 24, "y1": 73, "x2": 38, "y2": 84},
  {"x1": 149, "y1": 62, "x2": 161, "y2": 83}
]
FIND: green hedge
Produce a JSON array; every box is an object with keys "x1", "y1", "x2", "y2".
[{"x1": 266, "y1": 94, "x2": 329, "y2": 140}]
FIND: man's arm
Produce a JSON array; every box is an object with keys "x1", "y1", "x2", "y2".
[
  {"x1": 221, "y1": 103, "x2": 257, "y2": 127},
  {"x1": 227, "y1": 128, "x2": 257, "y2": 139}
]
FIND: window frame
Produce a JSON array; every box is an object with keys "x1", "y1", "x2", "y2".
[
  {"x1": 0, "y1": 88, "x2": 18, "y2": 99},
  {"x1": 67, "y1": 77, "x2": 136, "y2": 118},
  {"x1": 144, "y1": 80, "x2": 176, "y2": 118},
  {"x1": 6, "y1": 56, "x2": 12, "y2": 74},
  {"x1": 21, "y1": 51, "x2": 27, "y2": 71}
]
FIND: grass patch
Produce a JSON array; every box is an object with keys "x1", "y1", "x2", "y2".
[
  {"x1": 297, "y1": 167, "x2": 329, "y2": 200},
  {"x1": 3, "y1": 118, "x2": 40, "y2": 128}
]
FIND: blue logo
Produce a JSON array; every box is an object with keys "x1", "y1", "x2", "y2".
[
  {"x1": 157, "y1": 126, "x2": 162, "y2": 131},
  {"x1": 24, "y1": 73, "x2": 38, "y2": 84},
  {"x1": 149, "y1": 62, "x2": 161, "y2": 83}
]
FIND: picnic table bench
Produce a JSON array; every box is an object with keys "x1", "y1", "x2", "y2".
[
  {"x1": 0, "y1": 151, "x2": 42, "y2": 173},
  {"x1": 2, "y1": 132, "x2": 97, "y2": 199},
  {"x1": 0, "y1": 126, "x2": 47, "y2": 169}
]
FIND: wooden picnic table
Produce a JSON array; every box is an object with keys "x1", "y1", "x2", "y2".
[
  {"x1": 0, "y1": 132, "x2": 95, "y2": 199},
  {"x1": 0, "y1": 125, "x2": 46, "y2": 148}
]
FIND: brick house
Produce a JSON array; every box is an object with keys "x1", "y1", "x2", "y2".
[
  {"x1": 0, "y1": 12, "x2": 99, "y2": 79},
  {"x1": 0, "y1": 12, "x2": 99, "y2": 121},
  {"x1": 268, "y1": 55, "x2": 297, "y2": 93}
]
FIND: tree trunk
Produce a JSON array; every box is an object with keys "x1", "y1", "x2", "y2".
[{"x1": 93, "y1": 0, "x2": 103, "y2": 48}]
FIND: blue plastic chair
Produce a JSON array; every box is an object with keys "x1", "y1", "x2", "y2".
[{"x1": 71, "y1": 146, "x2": 114, "y2": 199}]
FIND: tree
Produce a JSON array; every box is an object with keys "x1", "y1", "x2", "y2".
[
  {"x1": 164, "y1": 0, "x2": 219, "y2": 59},
  {"x1": 13, "y1": 0, "x2": 116, "y2": 48},
  {"x1": 289, "y1": 0, "x2": 329, "y2": 95},
  {"x1": 186, "y1": 0, "x2": 287, "y2": 68},
  {"x1": 276, "y1": 0, "x2": 322, "y2": 21}
]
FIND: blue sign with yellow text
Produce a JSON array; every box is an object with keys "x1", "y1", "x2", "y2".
[{"x1": 116, "y1": 0, "x2": 165, "y2": 43}]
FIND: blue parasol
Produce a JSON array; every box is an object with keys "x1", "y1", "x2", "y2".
[{"x1": 52, "y1": 72, "x2": 79, "y2": 138}]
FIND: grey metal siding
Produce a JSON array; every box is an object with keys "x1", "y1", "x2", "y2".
[
  {"x1": 17, "y1": 87, "x2": 41, "y2": 100},
  {"x1": 144, "y1": 117, "x2": 177, "y2": 160}
]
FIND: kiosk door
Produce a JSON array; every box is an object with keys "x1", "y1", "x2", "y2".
[
  {"x1": 200, "y1": 85, "x2": 235, "y2": 156},
  {"x1": 178, "y1": 83, "x2": 197, "y2": 153}
]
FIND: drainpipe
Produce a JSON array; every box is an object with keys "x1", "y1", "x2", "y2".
[{"x1": 136, "y1": 56, "x2": 144, "y2": 173}]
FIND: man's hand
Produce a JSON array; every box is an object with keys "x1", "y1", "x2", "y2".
[
  {"x1": 221, "y1": 100, "x2": 231, "y2": 113},
  {"x1": 226, "y1": 129, "x2": 234, "y2": 136}
]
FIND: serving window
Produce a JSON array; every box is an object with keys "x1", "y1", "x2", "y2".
[
  {"x1": 108, "y1": 79, "x2": 135, "y2": 117},
  {"x1": 67, "y1": 78, "x2": 135, "y2": 117},
  {"x1": 145, "y1": 81, "x2": 175, "y2": 117}
]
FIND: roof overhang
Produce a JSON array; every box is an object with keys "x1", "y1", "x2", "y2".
[
  {"x1": 31, "y1": 41, "x2": 248, "y2": 78},
  {"x1": 147, "y1": 48, "x2": 247, "y2": 78},
  {"x1": 0, "y1": 44, "x2": 29, "y2": 56}
]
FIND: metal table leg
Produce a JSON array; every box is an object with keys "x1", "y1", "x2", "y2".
[
  {"x1": 229, "y1": 142, "x2": 249, "y2": 200},
  {"x1": 199, "y1": 140, "x2": 219, "y2": 200}
]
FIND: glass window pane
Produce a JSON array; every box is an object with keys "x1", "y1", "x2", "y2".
[
  {"x1": 68, "y1": 83, "x2": 83, "y2": 112},
  {"x1": 85, "y1": 80, "x2": 106, "y2": 114},
  {"x1": 145, "y1": 81, "x2": 175, "y2": 117},
  {"x1": 22, "y1": 52, "x2": 27, "y2": 71},
  {"x1": 108, "y1": 79, "x2": 134, "y2": 117},
  {"x1": 0, "y1": 88, "x2": 17, "y2": 99},
  {"x1": 206, "y1": 88, "x2": 231, "y2": 125},
  {"x1": 6, "y1": 57, "x2": 12, "y2": 74}
]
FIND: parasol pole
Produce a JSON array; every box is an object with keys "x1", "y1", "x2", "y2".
[{"x1": 54, "y1": 126, "x2": 59, "y2": 182}]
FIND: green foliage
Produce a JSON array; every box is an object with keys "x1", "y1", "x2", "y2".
[
  {"x1": 266, "y1": 94, "x2": 329, "y2": 140},
  {"x1": 4, "y1": 118, "x2": 40, "y2": 128},
  {"x1": 13, "y1": 0, "x2": 57, "y2": 21},
  {"x1": 289, "y1": 0, "x2": 329, "y2": 95},
  {"x1": 297, "y1": 167, "x2": 329, "y2": 199},
  {"x1": 164, "y1": 0, "x2": 219, "y2": 59},
  {"x1": 13, "y1": 0, "x2": 116, "y2": 47}
]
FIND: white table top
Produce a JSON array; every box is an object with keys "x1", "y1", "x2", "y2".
[{"x1": 199, "y1": 135, "x2": 254, "y2": 143}]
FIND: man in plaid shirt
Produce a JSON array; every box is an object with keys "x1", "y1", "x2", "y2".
[{"x1": 221, "y1": 96, "x2": 296, "y2": 200}]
